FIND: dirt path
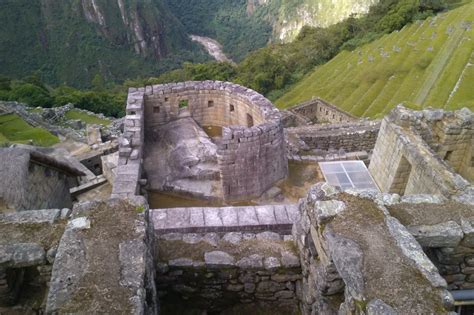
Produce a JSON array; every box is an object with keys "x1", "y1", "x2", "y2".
[{"x1": 190, "y1": 35, "x2": 235, "y2": 64}]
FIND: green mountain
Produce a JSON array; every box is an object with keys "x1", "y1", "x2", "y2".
[
  {"x1": 276, "y1": 1, "x2": 474, "y2": 117},
  {"x1": 0, "y1": 0, "x2": 205, "y2": 88},
  {"x1": 165, "y1": 0, "x2": 381, "y2": 60},
  {"x1": 0, "y1": 0, "x2": 379, "y2": 87},
  {"x1": 267, "y1": 0, "x2": 379, "y2": 42}
]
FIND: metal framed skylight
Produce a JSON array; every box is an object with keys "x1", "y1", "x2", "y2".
[{"x1": 319, "y1": 161, "x2": 379, "y2": 191}]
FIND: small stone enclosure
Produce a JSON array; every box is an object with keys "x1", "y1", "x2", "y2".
[{"x1": 138, "y1": 81, "x2": 288, "y2": 201}]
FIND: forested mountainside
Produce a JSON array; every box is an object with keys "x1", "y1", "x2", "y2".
[
  {"x1": 276, "y1": 1, "x2": 474, "y2": 117},
  {"x1": 0, "y1": 0, "x2": 378, "y2": 87},
  {"x1": 0, "y1": 0, "x2": 205, "y2": 87},
  {"x1": 164, "y1": 0, "x2": 378, "y2": 61}
]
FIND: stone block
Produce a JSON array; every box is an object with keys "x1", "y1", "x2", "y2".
[
  {"x1": 408, "y1": 221, "x2": 463, "y2": 248},
  {"x1": 0, "y1": 243, "x2": 45, "y2": 268},
  {"x1": 204, "y1": 208, "x2": 222, "y2": 227},
  {"x1": 204, "y1": 251, "x2": 235, "y2": 267}
]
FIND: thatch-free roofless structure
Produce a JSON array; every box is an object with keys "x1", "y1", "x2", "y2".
[{"x1": 0, "y1": 148, "x2": 84, "y2": 211}]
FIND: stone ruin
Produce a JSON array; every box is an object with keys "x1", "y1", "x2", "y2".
[
  {"x1": 1, "y1": 81, "x2": 473, "y2": 314},
  {"x1": 112, "y1": 81, "x2": 288, "y2": 202}
]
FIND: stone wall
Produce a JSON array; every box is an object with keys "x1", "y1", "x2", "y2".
[
  {"x1": 155, "y1": 231, "x2": 301, "y2": 313},
  {"x1": 111, "y1": 88, "x2": 145, "y2": 199},
  {"x1": 369, "y1": 106, "x2": 473, "y2": 199},
  {"x1": 293, "y1": 183, "x2": 453, "y2": 314},
  {"x1": 286, "y1": 121, "x2": 380, "y2": 153},
  {"x1": 386, "y1": 196, "x2": 474, "y2": 291},
  {"x1": 0, "y1": 148, "x2": 80, "y2": 211},
  {"x1": 289, "y1": 98, "x2": 356, "y2": 124},
  {"x1": 0, "y1": 208, "x2": 69, "y2": 309},
  {"x1": 141, "y1": 81, "x2": 288, "y2": 201}
]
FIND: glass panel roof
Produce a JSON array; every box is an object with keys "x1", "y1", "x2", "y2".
[{"x1": 319, "y1": 161, "x2": 379, "y2": 191}]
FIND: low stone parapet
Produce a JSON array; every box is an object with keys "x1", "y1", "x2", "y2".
[
  {"x1": 156, "y1": 230, "x2": 301, "y2": 313},
  {"x1": 151, "y1": 204, "x2": 299, "y2": 235}
]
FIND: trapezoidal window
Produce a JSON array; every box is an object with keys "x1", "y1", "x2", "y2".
[
  {"x1": 247, "y1": 113, "x2": 254, "y2": 127},
  {"x1": 229, "y1": 104, "x2": 235, "y2": 112},
  {"x1": 153, "y1": 106, "x2": 160, "y2": 113},
  {"x1": 389, "y1": 156, "x2": 412, "y2": 195},
  {"x1": 179, "y1": 100, "x2": 188, "y2": 108},
  {"x1": 208, "y1": 100, "x2": 214, "y2": 107}
]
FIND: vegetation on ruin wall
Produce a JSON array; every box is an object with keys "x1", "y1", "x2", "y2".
[
  {"x1": 0, "y1": 114, "x2": 59, "y2": 147},
  {"x1": 276, "y1": 1, "x2": 474, "y2": 117}
]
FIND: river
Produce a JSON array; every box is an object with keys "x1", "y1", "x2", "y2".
[{"x1": 190, "y1": 35, "x2": 235, "y2": 64}]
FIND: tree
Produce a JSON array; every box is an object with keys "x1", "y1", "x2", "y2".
[{"x1": 9, "y1": 83, "x2": 53, "y2": 107}]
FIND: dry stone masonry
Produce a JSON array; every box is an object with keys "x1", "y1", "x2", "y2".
[
  {"x1": 369, "y1": 105, "x2": 473, "y2": 201},
  {"x1": 113, "y1": 81, "x2": 288, "y2": 201},
  {"x1": 2, "y1": 87, "x2": 474, "y2": 314},
  {"x1": 293, "y1": 183, "x2": 454, "y2": 314}
]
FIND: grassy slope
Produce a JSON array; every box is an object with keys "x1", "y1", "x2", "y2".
[
  {"x1": 65, "y1": 109, "x2": 111, "y2": 126},
  {"x1": 0, "y1": 114, "x2": 59, "y2": 147},
  {"x1": 276, "y1": 2, "x2": 474, "y2": 118}
]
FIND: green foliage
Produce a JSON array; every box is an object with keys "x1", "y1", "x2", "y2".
[
  {"x1": 151, "y1": 0, "x2": 448, "y2": 99},
  {"x1": 9, "y1": 83, "x2": 53, "y2": 108},
  {"x1": 164, "y1": 0, "x2": 274, "y2": 61},
  {"x1": 0, "y1": 113, "x2": 59, "y2": 147},
  {"x1": 276, "y1": 1, "x2": 474, "y2": 116},
  {"x1": 179, "y1": 100, "x2": 189, "y2": 108},
  {"x1": 0, "y1": 0, "x2": 206, "y2": 88}
]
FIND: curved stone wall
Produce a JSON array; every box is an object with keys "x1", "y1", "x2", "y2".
[{"x1": 142, "y1": 81, "x2": 288, "y2": 201}]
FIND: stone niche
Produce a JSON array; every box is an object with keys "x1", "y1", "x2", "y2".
[{"x1": 141, "y1": 81, "x2": 289, "y2": 201}]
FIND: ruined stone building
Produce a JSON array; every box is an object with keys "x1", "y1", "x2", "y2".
[
  {"x1": 1, "y1": 81, "x2": 473, "y2": 315},
  {"x1": 0, "y1": 148, "x2": 84, "y2": 211}
]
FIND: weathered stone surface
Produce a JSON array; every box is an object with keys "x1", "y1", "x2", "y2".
[
  {"x1": 401, "y1": 195, "x2": 447, "y2": 204},
  {"x1": 324, "y1": 230, "x2": 364, "y2": 301},
  {"x1": 366, "y1": 299, "x2": 397, "y2": 315},
  {"x1": 256, "y1": 281, "x2": 286, "y2": 293},
  {"x1": 222, "y1": 232, "x2": 242, "y2": 245},
  {"x1": 0, "y1": 209, "x2": 61, "y2": 225},
  {"x1": 0, "y1": 243, "x2": 45, "y2": 268},
  {"x1": 264, "y1": 257, "x2": 281, "y2": 270},
  {"x1": 203, "y1": 233, "x2": 220, "y2": 246},
  {"x1": 204, "y1": 251, "x2": 235, "y2": 267},
  {"x1": 256, "y1": 231, "x2": 280, "y2": 241},
  {"x1": 385, "y1": 216, "x2": 447, "y2": 288},
  {"x1": 46, "y1": 226, "x2": 88, "y2": 313},
  {"x1": 408, "y1": 221, "x2": 463, "y2": 248},
  {"x1": 169, "y1": 258, "x2": 194, "y2": 268},
  {"x1": 281, "y1": 251, "x2": 300, "y2": 268},
  {"x1": 461, "y1": 218, "x2": 474, "y2": 247},
  {"x1": 236, "y1": 254, "x2": 263, "y2": 269},
  {"x1": 119, "y1": 240, "x2": 145, "y2": 288},
  {"x1": 314, "y1": 200, "x2": 346, "y2": 225},
  {"x1": 182, "y1": 233, "x2": 202, "y2": 244},
  {"x1": 68, "y1": 217, "x2": 91, "y2": 230}
]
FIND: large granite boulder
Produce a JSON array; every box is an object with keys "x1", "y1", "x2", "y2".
[{"x1": 144, "y1": 117, "x2": 221, "y2": 198}]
